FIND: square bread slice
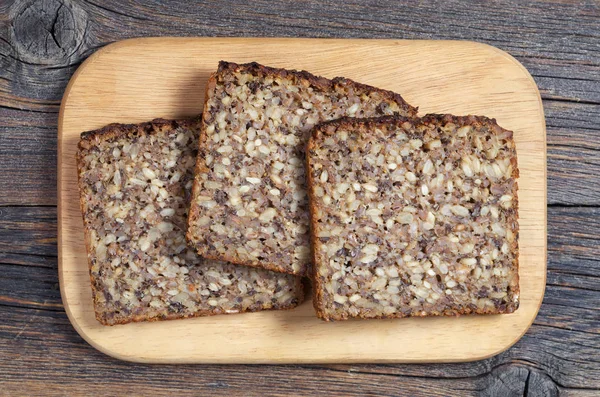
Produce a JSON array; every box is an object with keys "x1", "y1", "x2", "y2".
[
  {"x1": 307, "y1": 115, "x2": 519, "y2": 321},
  {"x1": 187, "y1": 61, "x2": 418, "y2": 276},
  {"x1": 76, "y1": 118, "x2": 303, "y2": 325}
]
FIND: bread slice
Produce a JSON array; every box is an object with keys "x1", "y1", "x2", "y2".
[
  {"x1": 76, "y1": 118, "x2": 303, "y2": 325},
  {"x1": 187, "y1": 61, "x2": 418, "y2": 276},
  {"x1": 307, "y1": 115, "x2": 519, "y2": 321}
]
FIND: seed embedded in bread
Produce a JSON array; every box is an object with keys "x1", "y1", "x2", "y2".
[
  {"x1": 307, "y1": 115, "x2": 519, "y2": 321},
  {"x1": 76, "y1": 118, "x2": 303, "y2": 326},
  {"x1": 187, "y1": 61, "x2": 418, "y2": 276}
]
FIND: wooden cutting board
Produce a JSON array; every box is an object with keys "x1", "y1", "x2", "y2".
[{"x1": 58, "y1": 38, "x2": 547, "y2": 364}]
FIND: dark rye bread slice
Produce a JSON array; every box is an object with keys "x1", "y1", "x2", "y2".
[
  {"x1": 307, "y1": 115, "x2": 519, "y2": 321},
  {"x1": 187, "y1": 61, "x2": 417, "y2": 276},
  {"x1": 76, "y1": 118, "x2": 303, "y2": 325}
]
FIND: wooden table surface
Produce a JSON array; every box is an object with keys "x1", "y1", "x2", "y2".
[{"x1": 0, "y1": 0, "x2": 598, "y2": 395}]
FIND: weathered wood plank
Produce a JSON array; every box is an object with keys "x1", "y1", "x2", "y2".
[
  {"x1": 548, "y1": 206, "x2": 600, "y2": 276},
  {"x1": 0, "y1": 126, "x2": 58, "y2": 206},
  {"x1": 0, "y1": 251, "x2": 57, "y2": 268},
  {"x1": 0, "y1": 206, "x2": 56, "y2": 256},
  {"x1": 545, "y1": 101, "x2": 600, "y2": 205},
  {"x1": 0, "y1": 308, "x2": 583, "y2": 396},
  {"x1": 0, "y1": 206, "x2": 597, "y2": 394},
  {"x1": 1, "y1": 0, "x2": 597, "y2": 108},
  {"x1": 0, "y1": 264, "x2": 62, "y2": 311},
  {"x1": 1, "y1": 0, "x2": 599, "y2": 206}
]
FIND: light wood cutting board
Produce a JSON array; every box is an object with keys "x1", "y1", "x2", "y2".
[{"x1": 58, "y1": 38, "x2": 547, "y2": 364}]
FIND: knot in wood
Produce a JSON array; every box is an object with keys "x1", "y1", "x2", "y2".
[
  {"x1": 480, "y1": 364, "x2": 559, "y2": 396},
  {"x1": 11, "y1": 0, "x2": 87, "y2": 65}
]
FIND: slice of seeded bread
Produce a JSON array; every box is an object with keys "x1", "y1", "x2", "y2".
[
  {"x1": 187, "y1": 61, "x2": 418, "y2": 276},
  {"x1": 306, "y1": 115, "x2": 519, "y2": 321},
  {"x1": 76, "y1": 118, "x2": 303, "y2": 325}
]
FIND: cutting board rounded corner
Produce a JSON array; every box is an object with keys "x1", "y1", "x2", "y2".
[
  {"x1": 471, "y1": 40, "x2": 545, "y2": 114},
  {"x1": 58, "y1": 37, "x2": 547, "y2": 364},
  {"x1": 60, "y1": 301, "x2": 135, "y2": 363}
]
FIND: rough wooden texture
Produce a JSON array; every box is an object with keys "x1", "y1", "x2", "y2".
[{"x1": 0, "y1": 0, "x2": 597, "y2": 394}]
